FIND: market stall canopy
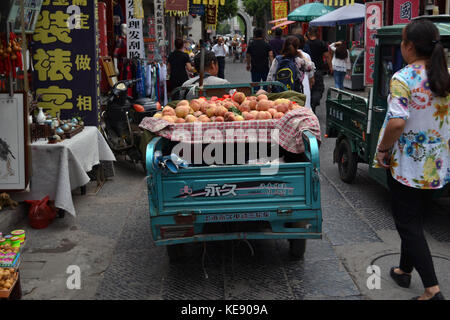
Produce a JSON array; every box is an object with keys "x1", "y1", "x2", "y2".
[
  {"x1": 271, "y1": 20, "x2": 296, "y2": 30},
  {"x1": 309, "y1": 3, "x2": 365, "y2": 26},
  {"x1": 287, "y1": 2, "x2": 335, "y2": 22}
]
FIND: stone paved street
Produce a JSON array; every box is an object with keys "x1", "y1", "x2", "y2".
[{"x1": 11, "y1": 58, "x2": 450, "y2": 300}]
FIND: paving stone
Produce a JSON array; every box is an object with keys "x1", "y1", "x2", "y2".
[
  {"x1": 284, "y1": 259, "x2": 360, "y2": 298},
  {"x1": 322, "y1": 207, "x2": 381, "y2": 246}
]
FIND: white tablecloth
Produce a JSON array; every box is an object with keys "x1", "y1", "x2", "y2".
[{"x1": 13, "y1": 126, "x2": 116, "y2": 216}]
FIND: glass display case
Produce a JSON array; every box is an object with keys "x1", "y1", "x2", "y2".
[{"x1": 344, "y1": 46, "x2": 365, "y2": 91}]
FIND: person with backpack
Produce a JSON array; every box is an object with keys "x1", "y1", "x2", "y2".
[
  {"x1": 267, "y1": 36, "x2": 315, "y2": 94},
  {"x1": 329, "y1": 41, "x2": 351, "y2": 89}
]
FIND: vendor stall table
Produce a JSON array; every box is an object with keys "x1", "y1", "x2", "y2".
[{"x1": 13, "y1": 127, "x2": 116, "y2": 217}]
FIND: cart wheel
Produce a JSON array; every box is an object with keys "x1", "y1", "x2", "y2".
[
  {"x1": 166, "y1": 244, "x2": 184, "y2": 263},
  {"x1": 289, "y1": 239, "x2": 306, "y2": 260},
  {"x1": 337, "y1": 138, "x2": 358, "y2": 183}
]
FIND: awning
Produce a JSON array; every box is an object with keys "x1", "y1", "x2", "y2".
[
  {"x1": 271, "y1": 20, "x2": 296, "y2": 30},
  {"x1": 309, "y1": 3, "x2": 365, "y2": 26},
  {"x1": 269, "y1": 17, "x2": 287, "y2": 24}
]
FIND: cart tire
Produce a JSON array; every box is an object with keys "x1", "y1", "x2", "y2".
[
  {"x1": 289, "y1": 239, "x2": 306, "y2": 260},
  {"x1": 337, "y1": 138, "x2": 358, "y2": 183},
  {"x1": 166, "y1": 244, "x2": 184, "y2": 263}
]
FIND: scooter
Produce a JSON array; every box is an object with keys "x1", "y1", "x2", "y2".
[{"x1": 99, "y1": 79, "x2": 159, "y2": 173}]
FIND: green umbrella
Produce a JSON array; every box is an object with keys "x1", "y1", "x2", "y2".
[{"x1": 287, "y1": 2, "x2": 335, "y2": 22}]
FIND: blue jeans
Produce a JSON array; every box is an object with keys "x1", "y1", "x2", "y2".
[
  {"x1": 251, "y1": 70, "x2": 269, "y2": 91},
  {"x1": 333, "y1": 70, "x2": 346, "y2": 89}
]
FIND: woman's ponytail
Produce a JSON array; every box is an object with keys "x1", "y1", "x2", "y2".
[{"x1": 427, "y1": 41, "x2": 450, "y2": 97}]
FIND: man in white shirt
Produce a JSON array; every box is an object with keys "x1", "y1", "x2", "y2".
[{"x1": 211, "y1": 36, "x2": 229, "y2": 79}]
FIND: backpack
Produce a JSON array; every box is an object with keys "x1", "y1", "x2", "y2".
[{"x1": 274, "y1": 55, "x2": 303, "y2": 93}]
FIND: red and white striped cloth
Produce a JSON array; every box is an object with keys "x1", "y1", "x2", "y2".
[{"x1": 139, "y1": 108, "x2": 321, "y2": 153}]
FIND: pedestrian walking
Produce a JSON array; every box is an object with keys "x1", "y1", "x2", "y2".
[
  {"x1": 240, "y1": 39, "x2": 247, "y2": 63},
  {"x1": 212, "y1": 36, "x2": 229, "y2": 79},
  {"x1": 296, "y1": 34, "x2": 316, "y2": 109},
  {"x1": 306, "y1": 26, "x2": 332, "y2": 113},
  {"x1": 167, "y1": 38, "x2": 194, "y2": 100},
  {"x1": 329, "y1": 41, "x2": 351, "y2": 90},
  {"x1": 292, "y1": 27, "x2": 311, "y2": 56},
  {"x1": 267, "y1": 36, "x2": 314, "y2": 93},
  {"x1": 246, "y1": 29, "x2": 273, "y2": 89},
  {"x1": 269, "y1": 28, "x2": 285, "y2": 57},
  {"x1": 374, "y1": 19, "x2": 449, "y2": 301}
]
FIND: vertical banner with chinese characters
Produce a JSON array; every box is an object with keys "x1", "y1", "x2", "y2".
[
  {"x1": 147, "y1": 17, "x2": 156, "y2": 61},
  {"x1": 205, "y1": 5, "x2": 218, "y2": 30},
  {"x1": 126, "y1": 0, "x2": 145, "y2": 59},
  {"x1": 32, "y1": 0, "x2": 100, "y2": 126},
  {"x1": 272, "y1": 1, "x2": 289, "y2": 22},
  {"x1": 154, "y1": 0, "x2": 166, "y2": 59},
  {"x1": 393, "y1": 0, "x2": 419, "y2": 25},
  {"x1": 364, "y1": 1, "x2": 383, "y2": 86}
]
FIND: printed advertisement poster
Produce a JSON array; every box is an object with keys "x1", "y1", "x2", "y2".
[{"x1": 364, "y1": 1, "x2": 383, "y2": 86}]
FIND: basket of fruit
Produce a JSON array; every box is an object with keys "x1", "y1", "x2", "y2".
[{"x1": 0, "y1": 268, "x2": 18, "y2": 298}]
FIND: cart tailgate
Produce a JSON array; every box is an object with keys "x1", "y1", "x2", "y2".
[{"x1": 149, "y1": 162, "x2": 320, "y2": 216}]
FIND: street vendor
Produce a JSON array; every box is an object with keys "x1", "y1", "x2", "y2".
[{"x1": 182, "y1": 51, "x2": 230, "y2": 100}]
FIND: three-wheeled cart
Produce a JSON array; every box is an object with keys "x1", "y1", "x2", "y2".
[
  {"x1": 325, "y1": 15, "x2": 450, "y2": 196},
  {"x1": 142, "y1": 82, "x2": 323, "y2": 262}
]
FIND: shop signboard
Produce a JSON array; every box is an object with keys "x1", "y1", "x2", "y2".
[
  {"x1": 364, "y1": 1, "x2": 383, "y2": 86},
  {"x1": 393, "y1": 0, "x2": 419, "y2": 25},
  {"x1": 272, "y1": 0, "x2": 289, "y2": 21},
  {"x1": 205, "y1": 5, "x2": 218, "y2": 30},
  {"x1": 189, "y1": 3, "x2": 205, "y2": 15},
  {"x1": 126, "y1": 0, "x2": 145, "y2": 59},
  {"x1": 289, "y1": 0, "x2": 304, "y2": 11},
  {"x1": 32, "y1": 0, "x2": 100, "y2": 126},
  {"x1": 166, "y1": 0, "x2": 190, "y2": 16}
]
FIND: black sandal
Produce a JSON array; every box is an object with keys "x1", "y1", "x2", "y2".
[
  {"x1": 411, "y1": 292, "x2": 445, "y2": 300},
  {"x1": 390, "y1": 266, "x2": 411, "y2": 288}
]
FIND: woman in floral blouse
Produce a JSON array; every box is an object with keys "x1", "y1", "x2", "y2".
[{"x1": 374, "y1": 19, "x2": 449, "y2": 300}]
